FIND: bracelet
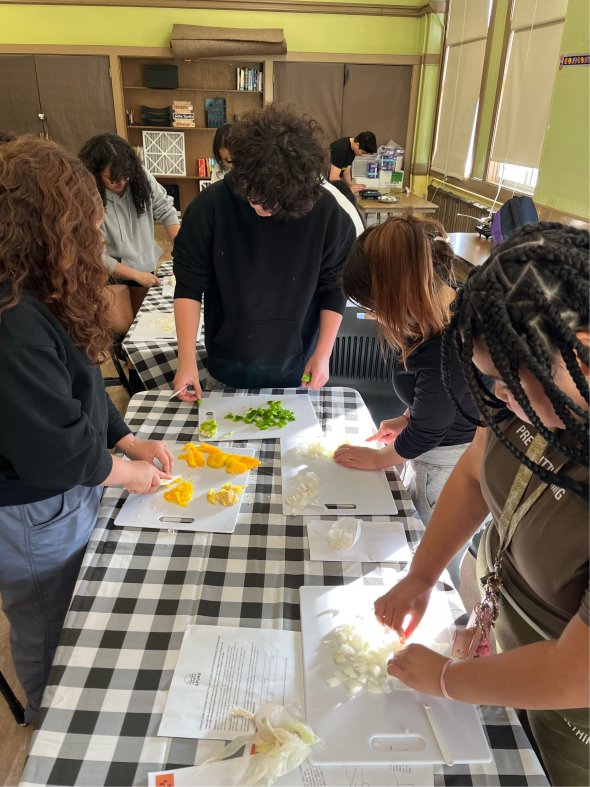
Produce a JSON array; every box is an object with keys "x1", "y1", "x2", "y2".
[
  {"x1": 440, "y1": 658, "x2": 454, "y2": 700},
  {"x1": 401, "y1": 413, "x2": 410, "y2": 423}
]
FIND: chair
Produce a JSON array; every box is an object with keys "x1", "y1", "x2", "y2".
[
  {"x1": 327, "y1": 307, "x2": 405, "y2": 426},
  {"x1": 0, "y1": 668, "x2": 26, "y2": 726}
]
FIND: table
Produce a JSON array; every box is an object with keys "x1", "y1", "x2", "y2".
[
  {"x1": 123, "y1": 261, "x2": 206, "y2": 391},
  {"x1": 20, "y1": 389, "x2": 548, "y2": 787},
  {"x1": 447, "y1": 232, "x2": 492, "y2": 267},
  {"x1": 356, "y1": 192, "x2": 438, "y2": 224}
]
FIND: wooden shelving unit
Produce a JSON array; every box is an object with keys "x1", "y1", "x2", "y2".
[{"x1": 120, "y1": 58, "x2": 264, "y2": 213}]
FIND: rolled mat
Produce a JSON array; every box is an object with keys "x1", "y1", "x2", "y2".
[{"x1": 171, "y1": 24, "x2": 287, "y2": 59}]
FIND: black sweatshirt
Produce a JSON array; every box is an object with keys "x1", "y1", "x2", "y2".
[
  {"x1": 0, "y1": 289, "x2": 131, "y2": 506},
  {"x1": 173, "y1": 175, "x2": 355, "y2": 388},
  {"x1": 393, "y1": 333, "x2": 478, "y2": 460}
]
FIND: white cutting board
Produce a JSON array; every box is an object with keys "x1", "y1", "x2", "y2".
[
  {"x1": 113, "y1": 444, "x2": 255, "y2": 533},
  {"x1": 300, "y1": 584, "x2": 492, "y2": 766},
  {"x1": 200, "y1": 393, "x2": 321, "y2": 442},
  {"x1": 131, "y1": 311, "x2": 176, "y2": 340},
  {"x1": 307, "y1": 519, "x2": 413, "y2": 563},
  {"x1": 281, "y1": 438, "x2": 398, "y2": 516}
]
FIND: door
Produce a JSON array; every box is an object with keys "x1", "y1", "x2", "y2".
[
  {"x1": 273, "y1": 62, "x2": 344, "y2": 146},
  {"x1": 0, "y1": 55, "x2": 43, "y2": 137},
  {"x1": 341, "y1": 64, "x2": 413, "y2": 154},
  {"x1": 0, "y1": 55, "x2": 116, "y2": 153},
  {"x1": 35, "y1": 55, "x2": 117, "y2": 154}
]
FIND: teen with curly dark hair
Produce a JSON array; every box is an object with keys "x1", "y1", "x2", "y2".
[
  {"x1": 173, "y1": 104, "x2": 356, "y2": 395},
  {"x1": 374, "y1": 223, "x2": 589, "y2": 786},
  {"x1": 80, "y1": 133, "x2": 180, "y2": 331},
  {"x1": 0, "y1": 137, "x2": 173, "y2": 724}
]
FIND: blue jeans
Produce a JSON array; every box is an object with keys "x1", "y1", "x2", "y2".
[{"x1": 0, "y1": 485, "x2": 100, "y2": 724}]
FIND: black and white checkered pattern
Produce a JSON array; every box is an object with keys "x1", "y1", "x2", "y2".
[
  {"x1": 122, "y1": 261, "x2": 207, "y2": 391},
  {"x1": 20, "y1": 389, "x2": 548, "y2": 787}
]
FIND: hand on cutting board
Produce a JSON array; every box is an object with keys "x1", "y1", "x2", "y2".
[
  {"x1": 374, "y1": 574, "x2": 433, "y2": 638},
  {"x1": 387, "y1": 644, "x2": 449, "y2": 697},
  {"x1": 123, "y1": 437, "x2": 174, "y2": 474},
  {"x1": 123, "y1": 460, "x2": 169, "y2": 494},
  {"x1": 333, "y1": 444, "x2": 391, "y2": 471},
  {"x1": 173, "y1": 362, "x2": 202, "y2": 402}
]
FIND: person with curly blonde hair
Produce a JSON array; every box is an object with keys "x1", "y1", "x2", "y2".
[{"x1": 0, "y1": 137, "x2": 174, "y2": 725}]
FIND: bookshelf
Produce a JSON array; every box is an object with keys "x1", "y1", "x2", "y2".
[{"x1": 120, "y1": 58, "x2": 264, "y2": 214}]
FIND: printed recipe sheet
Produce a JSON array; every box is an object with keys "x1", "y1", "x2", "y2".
[{"x1": 158, "y1": 625, "x2": 303, "y2": 740}]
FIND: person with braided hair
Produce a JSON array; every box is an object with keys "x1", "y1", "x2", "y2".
[{"x1": 375, "y1": 223, "x2": 589, "y2": 786}]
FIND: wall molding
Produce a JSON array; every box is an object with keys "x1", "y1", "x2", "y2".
[{"x1": 0, "y1": 0, "x2": 447, "y2": 17}]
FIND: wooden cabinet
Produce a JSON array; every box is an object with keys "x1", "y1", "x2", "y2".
[
  {"x1": 0, "y1": 54, "x2": 116, "y2": 154},
  {"x1": 120, "y1": 58, "x2": 264, "y2": 214}
]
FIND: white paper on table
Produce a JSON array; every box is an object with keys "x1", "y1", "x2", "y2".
[
  {"x1": 307, "y1": 519, "x2": 413, "y2": 563},
  {"x1": 148, "y1": 758, "x2": 434, "y2": 787},
  {"x1": 131, "y1": 311, "x2": 176, "y2": 340},
  {"x1": 158, "y1": 625, "x2": 304, "y2": 740}
]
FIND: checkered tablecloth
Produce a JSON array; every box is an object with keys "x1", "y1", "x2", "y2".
[
  {"x1": 20, "y1": 389, "x2": 548, "y2": 787},
  {"x1": 122, "y1": 261, "x2": 207, "y2": 391}
]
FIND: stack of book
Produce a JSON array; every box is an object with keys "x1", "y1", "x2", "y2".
[
  {"x1": 236, "y1": 67, "x2": 263, "y2": 91},
  {"x1": 196, "y1": 158, "x2": 217, "y2": 178},
  {"x1": 172, "y1": 100, "x2": 195, "y2": 128}
]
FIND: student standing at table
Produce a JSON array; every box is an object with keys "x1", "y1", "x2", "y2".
[
  {"x1": 329, "y1": 131, "x2": 377, "y2": 193},
  {"x1": 0, "y1": 137, "x2": 173, "y2": 725},
  {"x1": 210, "y1": 123, "x2": 233, "y2": 183},
  {"x1": 334, "y1": 216, "x2": 478, "y2": 586},
  {"x1": 80, "y1": 133, "x2": 180, "y2": 333},
  {"x1": 376, "y1": 223, "x2": 589, "y2": 786},
  {"x1": 172, "y1": 104, "x2": 356, "y2": 396}
]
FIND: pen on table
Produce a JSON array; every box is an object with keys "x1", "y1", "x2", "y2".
[{"x1": 423, "y1": 703, "x2": 454, "y2": 766}]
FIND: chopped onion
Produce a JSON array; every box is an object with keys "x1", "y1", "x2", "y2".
[
  {"x1": 324, "y1": 623, "x2": 402, "y2": 697},
  {"x1": 285, "y1": 470, "x2": 320, "y2": 514},
  {"x1": 326, "y1": 518, "x2": 362, "y2": 549}
]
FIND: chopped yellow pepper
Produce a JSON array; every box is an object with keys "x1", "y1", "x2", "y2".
[
  {"x1": 207, "y1": 481, "x2": 246, "y2": 507},
  {"x1": 163, "y1": 479, "x2": 194, "y2": 507}
]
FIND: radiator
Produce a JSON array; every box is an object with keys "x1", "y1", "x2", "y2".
[{"x1": 427, "y1": 186, "x2": 490, "y2": 233}]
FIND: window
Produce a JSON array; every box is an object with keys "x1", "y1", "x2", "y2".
[
  {"x1": 431, "y1": 0, "x2": 493, "y2": 179},
  {"x1": 489, "y1": 0, "x2": 567, "y2": 179},
  {"x1": 487, "y1": 161, "x2": 538, "y2": 192}
]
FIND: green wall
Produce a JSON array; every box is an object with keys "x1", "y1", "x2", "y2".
[
  {"x1": 534, "y1": 0, "x2": 589, "y2": 219},
  {"x1": 0, "y1": 3, "x2": 424, "y2": 55}
]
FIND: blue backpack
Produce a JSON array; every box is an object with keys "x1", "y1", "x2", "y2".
[{"x1": 491, "y1": 196, "x2": 538, "y2": 246}]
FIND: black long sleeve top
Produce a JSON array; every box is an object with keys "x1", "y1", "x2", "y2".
[
  {"x1": 393, "y1": 333, "x2": 478, "y2": 460},
  {"x1": 173, "y1": 174, "x2": 355, "y2": 388},
  {"x1": 0, "y1": 288, "x2": 130, "y2": 505}
]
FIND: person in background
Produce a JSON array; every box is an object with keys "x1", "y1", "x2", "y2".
[
  {"x1": 334, "y1": 216, "x2": 479, "y2": 586},
  {"x1": 173, "y1": 104, "x2": 356, "y2": 397},
  {"x1": 326, "y1": 178, "x2": 366, "y2": 233},
  {"x1": 0, "y1": 137, "x2": 173, "y2": 725},
  {"x1": 210, "y1": 123, "x2": 232, "y2": 183},
  {"x1": 376, "y1": 223, "x2": 589, "y2": 787},
  {"x1": 329, "y1": 131, "x2": 377, "y2": 193},
  {"x1": 79, "y1": 133, "x2": 180, "y2": 333}
]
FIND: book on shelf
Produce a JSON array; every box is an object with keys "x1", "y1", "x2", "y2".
[
  {"x1": 236, "y1": 67, "x2": 263, "y2": 92},
  {"x1": 196, "y1": 158, "x2": 216, "y2": 178},
  {"x1": 205, "y1": 98, "x2": 227, "y2": 128}
]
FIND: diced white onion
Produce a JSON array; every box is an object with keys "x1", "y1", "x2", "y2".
[
  {"x1": 327, "y1": 518, "x2": 362, "y2": 549},
  {"x1": 324, "y1": 623, "x2": 402, "y2": 697}
]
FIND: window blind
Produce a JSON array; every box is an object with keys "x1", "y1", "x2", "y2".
[
  {"x1": 431, "y1": 0, "x2": 492, "y2": 178},
  {"x1": 490, "y1": 0, "x2": 566, "y2": 168}
]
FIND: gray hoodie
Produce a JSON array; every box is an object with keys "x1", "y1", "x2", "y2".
[{"x1": 102, "y1": 167, "x2": 179, "y2": 273}]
